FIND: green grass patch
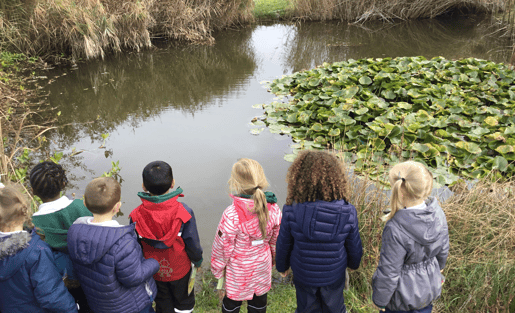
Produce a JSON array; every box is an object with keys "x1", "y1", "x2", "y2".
[{"x1": 253, "y1": 0, "x2": 290, "y2": 20}]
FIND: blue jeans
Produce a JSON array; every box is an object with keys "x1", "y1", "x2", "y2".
[{"x1": 383, "y1": 304, "x2": 432, "y2": 313}]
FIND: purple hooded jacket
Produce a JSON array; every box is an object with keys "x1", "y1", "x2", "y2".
[{"x1": 67, "y1": 217, "x2": 159, "y2": 313}]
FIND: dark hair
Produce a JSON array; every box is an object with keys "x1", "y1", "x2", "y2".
[
  {"x1": 142, "y1": 161, "x2": 173, "y2": 195},
  {"x1": 29, "y1": 161, "x2": 68, "y2": 200},
  {"x1": 84, "y1": 177, "x2": 121, "y2": 214},
  {"x1": 285, "y1": 150, "x2": 348, "y2": 205}
]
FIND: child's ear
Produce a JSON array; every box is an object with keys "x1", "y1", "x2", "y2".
[
  {"x1": 114, "y1": 202, "x2": 121, "y2": 214},
  {"x1": 142, "y1": 183, "x2": 147, "y2": 192},
  {"x1": 171, "y1": 179, "x2": 175, "y2": 188}
]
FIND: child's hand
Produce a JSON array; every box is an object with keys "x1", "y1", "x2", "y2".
[
  {"x1": 279, "y1": 269, "x2": 290, "y2": 277},
  {"x1": 217, "y1": 289, "x2": 225, "y2": 301},
  {"x1": 375, "y1": 304, "x2": 386, "y2": 312}
]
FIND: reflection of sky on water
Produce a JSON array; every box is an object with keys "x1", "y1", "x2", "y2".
[{"x1": 38, "y1": 17, "x2": 513, "y2": 254}]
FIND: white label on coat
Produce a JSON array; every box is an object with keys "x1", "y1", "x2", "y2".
[{"x1": 252, "y1": 240, "x2": 264, "y2": 246}]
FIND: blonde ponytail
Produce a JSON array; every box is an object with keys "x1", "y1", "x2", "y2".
[{"x1": 253, "y1": 188, "x2": 269, "y2": 239}]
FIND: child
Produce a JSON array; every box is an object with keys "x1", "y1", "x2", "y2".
[
  {"x1": 129, "y1": 161, "x2": 203, "y2": 313},
  {"x1": 0, "y1": 184, "x2": 78, "y2": 313},
  {"x1": 67, "y1": 177, "x2": 160, "y2": 313},
  {"x1": 275, "y1": 150, "x2": 363, "y2": 313},
  {"x1": 211, "y1": 158, "x2": 282, "y2": 313},
  {"x1": 372, "y1": 161, "x2": 449, "y2": 313},
  {"x1": 29, "y1": 161, "x2": 93, "y2": 312}
]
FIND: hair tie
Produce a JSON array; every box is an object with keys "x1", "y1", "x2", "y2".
[
  {"x1": 401, "y1": 178, "x2": 405, "y2": 182},
  {"x1": 254, "y1": 186, "x2": 259, "y2": 190}
]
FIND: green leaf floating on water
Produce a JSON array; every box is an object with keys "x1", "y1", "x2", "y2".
[{"x1": 260, "y1": 56, "x2": 515, "y2": 185}]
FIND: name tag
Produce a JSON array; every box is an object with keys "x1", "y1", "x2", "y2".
[{"x1": 251, "y1": 240, "x2": 263, "y2": 246}]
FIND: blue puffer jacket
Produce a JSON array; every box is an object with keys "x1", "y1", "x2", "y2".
[
  {"x1": 67, "y1": 218, "x2": 160, "y2": 313},
  {"x1": 0, "y1": 230, "x2": 78, "y2": 313},
  {"x1": 275, "y1": 199, "x2": 363, "y2": 287}
]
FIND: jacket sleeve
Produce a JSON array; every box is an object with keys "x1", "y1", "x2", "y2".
[
  {"x1": 114, "y1": 234, "x2": 160, "y2": 288},
  {"x1": 210, "y1": 208, "x2": 237, "y2": 279},
  {"x1": 269, "y1": 205, "x2": 282, "y2": 263},
  {"x1": 372, "y1": 225, "x2": 407, "y2": 308},
  {"x1": 181, "y1": 205, "x2": 203, "y2": 267},
  {"x1": 275, "y1": 206, "x2": 293, "y2": 273},
  {"x1": 436, "y1": 214, "x2": 449, "y2": 270},
  {"x1": 344, "y1": 205, "x2": 363, "y2": 270},
  {"x1": 30, "y1": 246, "x2": 78, "y2": 313}
]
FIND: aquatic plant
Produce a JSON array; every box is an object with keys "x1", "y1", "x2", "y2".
[{"x1": 255, "y1": 56, "x2": 515, "y2": 186}]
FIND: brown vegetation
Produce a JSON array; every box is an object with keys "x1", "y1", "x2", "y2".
[{"x1": 0, "y1": 0, "x2": 254, "y2": 61}]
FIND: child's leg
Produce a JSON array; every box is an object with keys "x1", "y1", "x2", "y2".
[
  {"x1": 68, "y1": 285, "x2": 93, "y2": 313},
  {"x1": 222, "y1": 296, "x2": 243, "y2": 313},
  {"x1": 169, "y1": 269, "x2": 195, "y2": 313},
  {"x1": 384, "y1": 304, "x2": 433, "y2": 313},
  {"x1": 319, "y1": 277, "x2": 346, "y2": 313},
  {"x1": 294, "y1": 282, "x2": 322, "y2": 313},
  {"x1": 154, "y1": 281, "x2": 174, "y2": 313},
  {"x1": 247, "y1": 293, "x2": 267, "y2": 313}
]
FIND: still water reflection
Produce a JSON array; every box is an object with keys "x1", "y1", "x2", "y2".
[{"x1": 38, "y1": 16, "x2": 513, "y2": 254}]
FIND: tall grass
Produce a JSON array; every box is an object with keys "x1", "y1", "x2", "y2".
[{"x1": 0, "y1": 0, "x2": 254, "y2": 60}]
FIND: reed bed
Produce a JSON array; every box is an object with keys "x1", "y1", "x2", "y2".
[
  {"x1": 0, "y1": 0, "x2": 254, "y2": 60},
  {"x1": 289, "y1": 0, "x2": 506, "y2": 22}
]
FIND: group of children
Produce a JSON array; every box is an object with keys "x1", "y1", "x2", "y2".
[{"x1": 0, "y1": 151, "x2": 449, "y2": 313}]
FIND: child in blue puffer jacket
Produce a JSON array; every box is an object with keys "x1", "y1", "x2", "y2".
[
  {"x1": 67, "y1": 177, "x2": 160, "y2": 313},
  {"x1": 0, "y1": 184, "x2": 78, "y2": 313},
  {"x1": 275, "y1": 150, "x2": 363, "y2": 313}
]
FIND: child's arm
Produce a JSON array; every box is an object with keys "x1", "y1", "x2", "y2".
[
  {"x1": 275, "y1": 206, "x2": 293, "y2": 274},
  {"x1": 436, "y1": 215, "x2": 449, "y2": 270},
  {"x1": 31, "y1": 246, "x2": 78, "y2": 313},
  {"x1": 344, "y1": 205, "x2": 363, "y2": 270},
  {"x1": 210, "y1": 209, "x2": 237, "y2": 279},
  {"x1": 371, "y1": 225, "x2": 407, "y2": 309},
  {"x1": 114, "y1": 234, "x2": 160, "y2": 288},
  {"x1": 181, "y1": 204, "x2": 203, "y2": 267},
  {"x1": 269, "y1": 204, "x2": 282, "y2": 265}
]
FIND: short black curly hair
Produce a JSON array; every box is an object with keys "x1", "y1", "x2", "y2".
[
  {"x1": 29, "y1": 161, "x2": 68, "y2": 201},
  {"x1": 285, "y1": 150, "x2": 348, "y2": 205}
]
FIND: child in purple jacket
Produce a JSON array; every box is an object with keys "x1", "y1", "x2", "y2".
[{"x1": 67, "y1": 177, "x2": 160, "y2": 313}]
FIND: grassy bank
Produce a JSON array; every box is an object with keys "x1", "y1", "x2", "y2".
[
  {"x1": 254, "y1": 0, "x2": 507, "y2": 21},
  {"x1": 195, "y1": 174, "x2": 515, "y2": 312},
  {"x1": 0, "y1": 0, "x2": 254, "y2": 61}
]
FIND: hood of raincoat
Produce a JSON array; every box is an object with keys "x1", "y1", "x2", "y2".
[
  {"x1": 294, "y1": 199, "x2": 349, "y2": 242},
  {"x1": 67, "y1": 217, "x2": 135, "y2": 265},
  {"x1": 231, "y1": 194, "x2": 277, "y2": 239},
  {"x1": 0, "y1": 230, "x2": 34, "y2": 280},
  {"x1": 390, "y1": 196, "x2": 446, "y2": 245}
]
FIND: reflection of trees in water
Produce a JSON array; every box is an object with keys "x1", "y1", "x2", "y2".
[
  {"x1": 41, "y1": 27, "x2": 256, "y2": 145},
  {"x1": 284, "y1": 16, "x2": 513, "y2": 73}
]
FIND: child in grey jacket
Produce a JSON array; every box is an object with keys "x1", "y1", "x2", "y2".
[{"x1": 372, "y1": 161, "x2": 449, "y2": 313}]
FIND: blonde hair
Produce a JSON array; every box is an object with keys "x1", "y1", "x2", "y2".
[
  {"x1": 229, "y1": 158, "x2": 269, "y2": 239},
  {"x1": 385, "y1": 161, "x2": 433, "y2": 222},
  {"x1": 84, "y1": 177, "x2": 121, "y2": 214},
  {"x1": 0, "y1": 185, "x2": 33, "y2": 232}
]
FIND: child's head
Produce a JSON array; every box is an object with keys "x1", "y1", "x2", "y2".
[
  {"x1": 84, "y1": 177, "x2": 121, "y2": 215},
  {"x1": 285, "y1": 150, "x2": 348, "y2": 206},
  {"x1": 229, "y1": 158, "x2": 269, "y2": 238},
  {"x1": 386, "y1": 161, "x2": 433, "y2": 221},
  {"x1": 0, "y1": 185, "x2": 33, "y2": 232},
  {"x1": 142, "y1": 161, "x2": 173, "y2": 196},
  {"x1": 29, "y1": 161, "x2": 68, "y2": 202}
]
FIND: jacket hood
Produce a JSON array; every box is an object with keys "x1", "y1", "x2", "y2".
[
  {"x1": 390, "y1": 197, "x2": 446, "y2": 245},
  {"x1": 231, "y1": 195, "x2": 276, "y2": 239},
  {"x1": 137, "y1": 187, "x2": 183, "y2": 204},
  {"x1": 68, "y1": 217, "x2": 135, "y2": 265},
  {"x1": 293, "y1": 199, "x2": 350, "y2": 242},
  {"x1": 0, "y1": 230, "x2": 36, "y2": 280}
]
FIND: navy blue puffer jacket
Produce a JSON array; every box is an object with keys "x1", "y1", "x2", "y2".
[
  {"x1": 275, "y1": 199, "x2": 363, "y2": 287},
  {"x1": 67, "y1": 218, "x2": 159, "y2": 313}
]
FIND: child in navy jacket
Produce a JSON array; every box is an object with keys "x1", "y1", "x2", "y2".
[
  {"x1": 68, "y1": 177, "x2": 160, "y2": 313},
  {"x1": 275, "y1": 150, "x2": 363, "y2": 313},
  {"x1": 130, "y1": 161, "x2": 203, "y2": 313},
  {"x1": 0, "y1": 184, "x2": 77, "y2": 313}
]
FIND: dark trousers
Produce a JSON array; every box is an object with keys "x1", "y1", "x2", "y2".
[
  {"x1": 139, "y1": 303, "x2": 156, "y2": 313},
  {"x1": 222, "y1": 293, "x2": 267, "y2": 313},
  {"x1": 155, "y1": 269, "x2": 195, "y2": 313},
  {"x1": 383, "y1": 304, "x2": 433, "y2": 313},
  {"x1": 68, "y1": 285, "x2": 93, "y2": 313},
  {"x1": 294, "y1": 277, "x2": 347, "y2": 313}
]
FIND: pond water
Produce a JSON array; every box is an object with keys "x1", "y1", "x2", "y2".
[{"x1": 37, "y1": 16, "x2": 513, "y2": 255}]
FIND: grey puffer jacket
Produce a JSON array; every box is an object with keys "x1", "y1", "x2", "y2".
[{"x1": 372, "y1": 197, "x2": 449, "y2": 311}]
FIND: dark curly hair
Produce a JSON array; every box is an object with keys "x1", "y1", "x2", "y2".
[
  {"x1": 285, "y1": 150, "x2": 348, "y2": 205},
  {"x1": 29, "y1": 161, "x2": 68, "y2": 201}
]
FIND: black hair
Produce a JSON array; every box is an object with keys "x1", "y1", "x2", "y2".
[
  {"x1": 29, "y1": 161, "x2": 68, "y2": 200},
  {"x1": 142, "y1": 161, "x2": 173, "y2": 195}
]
